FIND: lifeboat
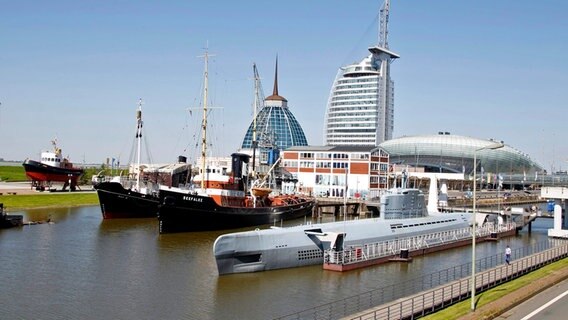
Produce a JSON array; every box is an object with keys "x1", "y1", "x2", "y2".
[{"x1": 251, "y1": 187, "x2": 272, "y2": 198}]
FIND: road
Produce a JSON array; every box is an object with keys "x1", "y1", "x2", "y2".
[
  {"x1": 496, "y1": 278, "x2": 568, "y2": 320},
  {"x1": 0, "y1": 181, "x2": 36, "y2": 194},
  {"x1": 0, "y1": 181, "x2": 94, "y2": 195}
]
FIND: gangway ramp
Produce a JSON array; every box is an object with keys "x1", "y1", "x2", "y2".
[{"x1": 323, "y1": 222, "x2": 517, "y2": 271}]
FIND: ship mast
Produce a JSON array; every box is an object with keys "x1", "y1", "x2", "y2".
[
  {"x1": 198, "y1": 50, "x2": 211, "y2": 190},
  {"x1": 251, "y1": 63, "x2": 260, "y2": 178},
  {"x1": 135, "y1": 98, "x2": 143, "y2": 191}
]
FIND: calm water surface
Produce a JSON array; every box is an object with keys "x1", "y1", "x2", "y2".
[{"x1": 0, "y1": 205, "x2": 554, "y2": 319}]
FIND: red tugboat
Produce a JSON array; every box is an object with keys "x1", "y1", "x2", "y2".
[{"x1": 22, "y1": 140, "x2": 84, "y2": 191}]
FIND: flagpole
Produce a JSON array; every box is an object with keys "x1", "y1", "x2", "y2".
[{"x1": 343, "y1": 169, "x2": 348, "y2": 221}]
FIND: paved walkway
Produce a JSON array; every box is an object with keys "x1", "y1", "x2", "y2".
[
  {"x1": 0, "y1": 182, "x2": 94, "y2": 195},
  {"x1": 0, "y1": 181, "x2": 37, "y2": 195},
  {"x1": 344, "y1": 243, "x2": 568, "y2": 320},
  {"x1": 459, "y1": 265, "x2": 568, "y2": 320}
]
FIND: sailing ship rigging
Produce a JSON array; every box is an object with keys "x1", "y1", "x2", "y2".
[
  {"x1": 94, "y1": 100, "x2": 190, "y2": 219},
  {"x1": 157, "y1": 51, "x2": 315, "y2": 233}
]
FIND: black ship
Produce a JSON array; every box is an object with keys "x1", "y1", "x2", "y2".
[
  {"x1": 1, "y1": 203, "x2": 23, "y2": 229},
  {"x1": 94, "y1": 181, "x2": 159, "y2": 219},
  {"x1": 94, "y1": 160, "x2": 190, "y2": 219},
  {"x1": 94, "y1": 100, "x2": 190, "y2": 219},
  {"x1": 157, "y1": 153, "x2": 315, "y2": 233}
]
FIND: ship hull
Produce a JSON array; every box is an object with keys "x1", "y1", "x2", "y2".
[
  {"x1": 1, "y1": 203, "x2": 23, "y2": 229},
  {"x1": 1, "y1": 215, "x2": 24, "y2": 229},
  {"x1": 213, "y1": 212, "x2": 473, "y2": 275},
  {"x1": 22, "y1": 159, "x2": 83, "y2": 184},
  {"x1": 94, "y1": 182, "x2": 159, "y2": 219},
  {"x1": 157, "y1": 189, "x2": 315, "y2": 233}
]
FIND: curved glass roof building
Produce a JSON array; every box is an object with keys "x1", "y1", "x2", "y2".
[
  {"x1": 241, "y1": 60, "x2": 308, "y2": 151},
  {"x1": 379, "y1": 133, "x2": 544, "y2": 175}
]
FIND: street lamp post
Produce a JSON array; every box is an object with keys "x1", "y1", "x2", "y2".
[{"x1": 471, "y1": 141, "x2": 504, "y2": 311}]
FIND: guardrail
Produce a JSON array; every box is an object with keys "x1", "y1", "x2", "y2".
[
  {"x1": 274, "y1": 239, "x2": 568, "y2": 320},
  {"x1": 353, "y1": 239, "x2": 568, "y2": 320},
  {"x1": 325, "y1": 223, "x2": 516, "y2": 266}
]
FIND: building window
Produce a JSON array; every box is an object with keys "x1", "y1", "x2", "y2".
[
  {"x1": 316, "y1": 161, "x2": 331, "y2": 168},
  {"x1": 332, "y1": 162, "x2": 349, "y2": 169},
  {"x1": 300, "y1": 161, "x2": 314, "y2": 168}
]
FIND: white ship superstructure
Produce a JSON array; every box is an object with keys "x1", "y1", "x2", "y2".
[{"x1": 323, "y1": 0, "x2": 399, "y2": 146}]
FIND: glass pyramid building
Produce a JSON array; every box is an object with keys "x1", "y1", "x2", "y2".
[{"x1": 240, "y1": 60, "x2": 308, "y2": 152}]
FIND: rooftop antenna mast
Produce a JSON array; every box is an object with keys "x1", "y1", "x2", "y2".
[
  {"x1": 378, "y1": 0, "x2": 390, "y2": 49},
  {"x1": 369, "y1": 0, "x2": 398, "y2": 144}
]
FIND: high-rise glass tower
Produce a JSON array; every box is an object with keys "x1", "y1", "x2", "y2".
[{"x1": 323, "y1": 0, "x2": 399, "y2": 146}]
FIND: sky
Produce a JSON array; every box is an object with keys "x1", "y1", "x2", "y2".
[{"x1": 1, "y1": 0, "x2": 567, "y2": 172}]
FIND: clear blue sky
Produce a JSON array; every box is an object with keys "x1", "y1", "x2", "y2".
[{"x1": 1, "y1": 0, "x2": 567, "y2": 172}]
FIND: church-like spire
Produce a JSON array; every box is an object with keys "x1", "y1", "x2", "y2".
[
  {"x1": 265, "y1": 55, "x2": 287, "y2": 102},
  {"x1": 272, "y1": 55, "x2": 279, "y2": 96}
]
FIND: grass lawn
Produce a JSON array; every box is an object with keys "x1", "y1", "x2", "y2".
[
  {"x1": 0, "y1": 193, "x2": 99, "y2": 210},
  {"x1": 0, "y1": 165, "x2": 27, "y2": 182},
  {"x1": 422, "y1": 258, "x2": 568, "y2": 320}
]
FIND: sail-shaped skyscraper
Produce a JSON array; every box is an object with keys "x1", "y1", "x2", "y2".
[{"x1": 323, "y1": 0, "x2": 399, "y2": 146}]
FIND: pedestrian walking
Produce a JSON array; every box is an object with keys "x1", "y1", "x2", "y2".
[{"x1": 505, "y1": 245, "x2": 512, "y2": 265}]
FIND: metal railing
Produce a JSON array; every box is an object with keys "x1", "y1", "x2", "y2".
[
  {"x1": 274, "y1": 239, "x2": 568, "y2": 320},
  {"x1": 325, "y1": 223, "x2": 516, "y2": 266},
  {"x1": 353, "y1": 239, "x2": 568, "y2": 320}
]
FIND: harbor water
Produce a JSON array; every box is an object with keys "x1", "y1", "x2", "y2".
[{"x1": 0, "y1": 205, "x2": 554, "y2": 319}]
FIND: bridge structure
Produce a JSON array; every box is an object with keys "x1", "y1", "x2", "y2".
[
  {"x1": 392, "y1": 170, "x2": 568, "y2": 192},
  {"x1": 541, "y1": 187, "x2": 568, "y2": 238}
]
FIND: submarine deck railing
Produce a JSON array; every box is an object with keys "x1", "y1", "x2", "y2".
[
  {"x1": 274, "y1": 239, "x2": 568, "y2": 320},
  {"x1": 325, "y1": 222, "x2": 517, "y2": 266}
]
